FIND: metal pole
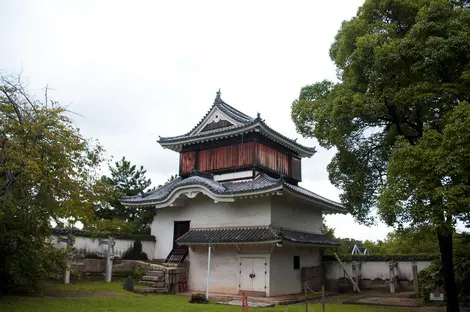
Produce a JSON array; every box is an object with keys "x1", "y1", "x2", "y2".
[
  {"x1": 322, "y1": 285, "x2": 325, "y2": 312},
  {"x1": 205, "y1": 245, "x2": 212, "y2": 299}
]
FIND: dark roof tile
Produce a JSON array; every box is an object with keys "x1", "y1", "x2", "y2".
[
  {"x1": 120, "y1": 173, "x2": 345, "y2": 212},
  {"x1": 175, "y1": 226, "x2": 339, "y2": 246}
]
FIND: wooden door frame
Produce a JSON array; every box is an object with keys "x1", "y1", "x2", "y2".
[{"x1": 173, "y1": 220, "x2": 190, "y2": 249}]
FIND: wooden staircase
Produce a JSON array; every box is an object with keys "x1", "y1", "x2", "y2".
[{"x1": 164, "y1": 247, "x2": 188, "y2": 265}]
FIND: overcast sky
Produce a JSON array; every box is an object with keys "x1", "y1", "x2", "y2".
[{"x1": 0, "y1": 0, "x2": 401, "y2": 241}]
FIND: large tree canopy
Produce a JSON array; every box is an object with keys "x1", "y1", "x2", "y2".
[
  {"x1": 0, "y1": 74, "x2": 109, "y2": 291},
  {"x1": 291, "y1": 1, "x2": 470, "y2": 310}
]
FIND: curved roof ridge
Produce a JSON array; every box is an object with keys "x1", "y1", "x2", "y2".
[
  {"x1": 158, "y1": 120, "x2": 316, "y2": 157},
  {"x1": 181, "y1": 92, "x2": 254, "y2": 137},
  {"x1": 257, "y1": 172, "x2": 283, "y2": 184},
  {"x1": 218, "y1": 101, "x2": 254, "y2": 123},
  {"x1": 258, "y1": 119, "x2": 316, "y2": 154},
  {"x1": 121, "y1": 176, "x2": 182, "y2": 201},
  {"x1": 159, "y1": 122, "x2": 251, "y2": 141},
  {"x1": 282, "y1": 182, "x2": 344, "y2": 209}
]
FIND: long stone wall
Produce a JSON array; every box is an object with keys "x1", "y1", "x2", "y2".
[
  {"x1": 50, "y1": 228, "x2": 156, "y2": 260},
  {"x1": 323, "y1": 259, "x2": 433, "y2": 292}
]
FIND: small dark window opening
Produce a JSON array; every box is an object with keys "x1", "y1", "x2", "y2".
[{"x1": 293, "y1": 256, "x2": 300, "y2": 270}]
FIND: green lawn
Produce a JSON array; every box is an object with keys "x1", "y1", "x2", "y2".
[{"x1": 0, "y1": 280, "x2": 412, "y2": 312}]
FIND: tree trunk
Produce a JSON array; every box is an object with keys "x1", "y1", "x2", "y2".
[{"x1": 437, "y1": 231, "x2": 460, "y2": 312}]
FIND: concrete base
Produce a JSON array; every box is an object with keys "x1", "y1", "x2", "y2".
[
  {"x1": 343, "y1": 296, "x2": 420, "y2": 308},
  {"x1": 216, "y1": 300, "x2": 275, "y2": 308}
]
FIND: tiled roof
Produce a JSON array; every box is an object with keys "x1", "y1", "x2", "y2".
[
  {"x1": 175, "y1": 226, "x2": 340, "y2": 246},
  {"x1": 156, "y1": 92, "x2": 316, "y2": 157},
  {"x1": 280, "y1": 228, "x2": 339, "y2": 245},
  {"x1": 120, "y1": 173, "x2": 345, "y2": 213},
  {"x1": 183, "y1": 91, "x2": 254, "y2": 136},
  {"x1": 120, "y1": 173, "x2": 281, "y2": 204},
  {"x1": 176, "y1": 227, "x2": 278, "y2": 244},
  {"x1": 158, "y1": 119, "x2": 316, "y2": 157}
]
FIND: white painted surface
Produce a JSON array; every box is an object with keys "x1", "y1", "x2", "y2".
[
  {"x1": 51, "y1": 235, "x2": 156, "y2": 260},
  {"x1": 213, "y1": 170, "x2": 252, "y2": 182},
  {"x1": 238, "y1": 254, "x2": 269, "y2": 293},
  {"x1": 269, "y1": 245, "x2": 321, "y2": 296},
  {"x1": 187, "y1": 245, "x2": 272, "y2": 296},
  {"x1": 151, "y1": 195, "x2": 271, "y2": 259},
  {"x1": 271, "y1": 195, "x2": 323, "y2": 234},
  {"x1": 324, "y1": 260, "x2": 432, "y2": 281}
]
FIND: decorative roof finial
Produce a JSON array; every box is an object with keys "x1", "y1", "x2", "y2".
[
  {"x1": 216, "y1": 88, "x2": 221, "y2": 100},
  {"x1": 257, "y1": 112, "x2": 261, "y2": 119}
]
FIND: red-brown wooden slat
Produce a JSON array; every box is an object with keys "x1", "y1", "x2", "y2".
[{"x1": 181, "y1": 141, "x2": 293, "y2": 178}]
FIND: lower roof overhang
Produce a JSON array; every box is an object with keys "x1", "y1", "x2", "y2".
[{"x1": 175, "y1": 226, "x2": 340, "y2": 247}]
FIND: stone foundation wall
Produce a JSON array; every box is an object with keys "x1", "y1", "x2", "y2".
[
  {"x1": 70, "y1": 258, "x2": 189, "y2": 291},
  {"x1": 70, "y1": 259, "x2": 160, "y2": 274}
]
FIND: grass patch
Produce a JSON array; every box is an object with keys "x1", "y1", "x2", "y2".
[{"x1": 0, "y1": 280, "x2": 415, "y2": 312}]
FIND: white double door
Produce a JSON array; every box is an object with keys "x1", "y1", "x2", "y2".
[{"x1": 239, "y1": 257, "x2": 267, "y2": 293}]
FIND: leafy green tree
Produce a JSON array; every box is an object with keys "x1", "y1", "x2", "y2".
[
  {"x1": 377, "y1": 227, "x2": 440, "y2": 255},
  {"x1": 291, "y1": 1, "x2": 470, "y2": 310},
  {"x1": 98, "y1": 157, "x2": 178, "y2": 234},
  {"x1": 0, "y1": 74, "x2": 109, "y2": 292},
  {"x1": 97, "y1": 157, "x2": 153, "y2": 233}
]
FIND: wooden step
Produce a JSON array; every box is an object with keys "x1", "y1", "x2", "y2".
[
  {"x1": 164, "y1": 247, "x2": 188, "y2": 265},
  {"x1": 141, "y1": 275, "x2": 160, "y2": 282},
  {"x1": 146, "y1": 270, "x2": 165, "y2": 277},
  {"x1": 139, "y1": 280, "x2": 165, "y2": 288}
]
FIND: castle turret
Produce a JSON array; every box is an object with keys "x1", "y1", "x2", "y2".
[{"x1": 157, "y1": 90, "x2": 315, "y2": 184}]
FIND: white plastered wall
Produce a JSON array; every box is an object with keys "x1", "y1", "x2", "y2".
[
  {"x1": 150, "y1": 195, "x2": 272, "y2": 260},
  {"x1": 269, "y1": 244, "x2": 321, "y2": 296}
]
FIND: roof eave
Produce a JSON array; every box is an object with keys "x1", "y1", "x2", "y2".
[
  {"x1": 282, "y1": 187, "x2": 347, "y2": 214},
  {"x1": 176, "y1": 240, "x2": 281, "y2": 246},
  {"x1": 282, "y1": 240, "x2": 340, "y2": 247},
  {"x1": 157, "y1": 122, "x2": 316, "y2": 157}
]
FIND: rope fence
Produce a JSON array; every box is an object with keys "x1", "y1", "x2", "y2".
[{"x1": 304, "y1": 282, "x2": 326, "y2": 312}]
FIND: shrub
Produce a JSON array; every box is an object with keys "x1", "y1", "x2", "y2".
[
  {"x1": 130, "y1": 264, "x2": 147, "y2": 280},
  {"x1": 189, "y1": 293, "x2": 208, "y2": 304},
  {"x1": 121, "y1": 240, "x2": 148, "y2": 261}
]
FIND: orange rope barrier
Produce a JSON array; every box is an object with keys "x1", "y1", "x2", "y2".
[{"x1": 242, "y1": 291, "x2": 248, "y2": 312}]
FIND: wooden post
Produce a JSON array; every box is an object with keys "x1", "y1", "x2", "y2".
[
  {"x1": 59, "y1": 235, "x2": 75, "y2": 284},
  {"x1": 352, "y1": 261, "x2": 357, "y2": 287},
  {"x1": 412, "y1": 264, "x2": 419, "y2": 296},
  {"x1": 322, "y1": 285, "x2": 325, "y2": 312},
  {"x1": 242, "y1": 291, "x2": 248, "y2": 312},
  {"x1": 333, "y1": 252, "x2": 361, "y2": 293},
  {"x1": 304, "y1": 281, "x2": 308, "y2": 312},
  {"x1": 101, "y1": 236, "x2": 115, "y2": 283},
  {"x1": 389, "y1": 261, "x2": 396, "y2": 294}
]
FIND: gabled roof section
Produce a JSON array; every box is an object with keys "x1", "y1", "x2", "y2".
[
  {"x1": 187, "y1": 90, "x2": 254, "y2": 136},
  {"x1": 120, "y1": 173, "x2": 346, "y2": 214},
  {"x1": 157, "y1": 90, "x2": 316, "y2": 158}
]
